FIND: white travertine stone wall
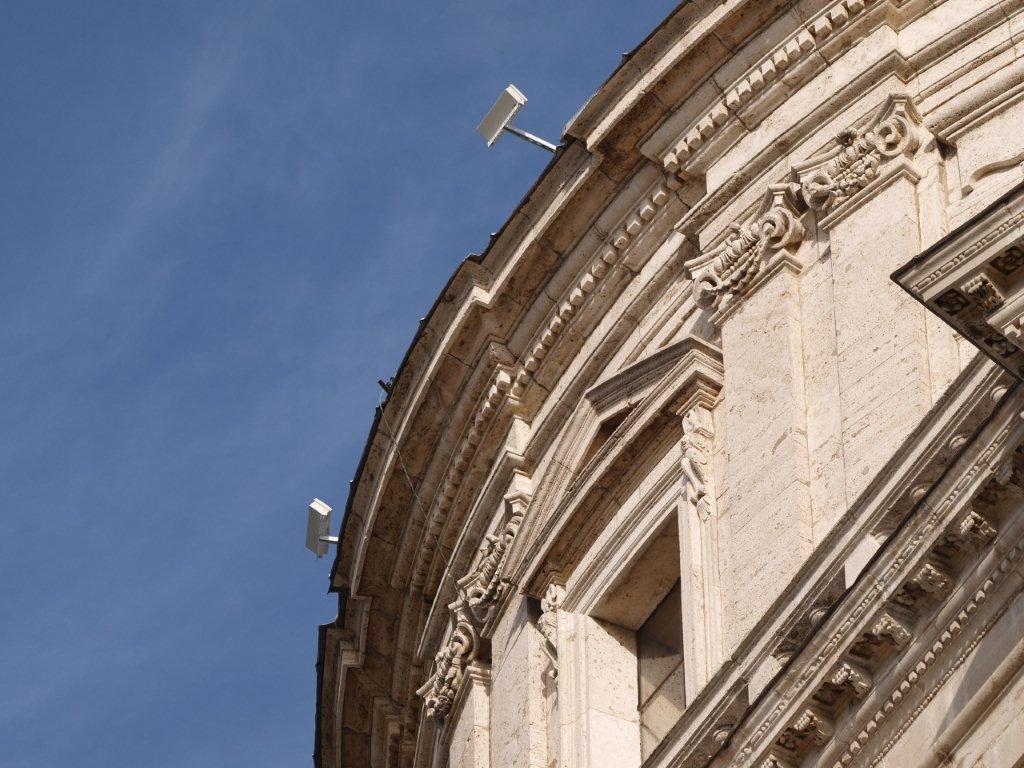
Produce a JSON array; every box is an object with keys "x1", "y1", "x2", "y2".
[
  {"x1": 559, "y1": 613, "x2": 641, "y2": 768},
  {"x1": 799, "y1": 219, "x2": 850, "y2": 544},
  {"x1": 488, "y1": 597, "x2": 548, "y2": 768},
  {"x1": 826, "y1": 174, "x2": 934, "y2": 505},
  {"x1": 321, "y1": 4, "x2": 1024, "y2": 767},
  {"x1": 446, "y1": 667, "x2": 491, "y2": 768},
  {"x1": 719, "y1": 267, "x2": 814, "y2": 650}
]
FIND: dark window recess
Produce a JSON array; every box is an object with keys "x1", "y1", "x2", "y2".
[
  {"x1": 578, "y1": 408, "x2": 631, "y2": 472},
  {"x1": 637, "y1": 580, "x2": 685, "y2": 761}
]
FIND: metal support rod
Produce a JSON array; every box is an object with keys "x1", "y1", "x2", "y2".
[
  {"x1": 319, "y1": 536, "x2": 339, "y2": 545},
  {"x1": 504, "y1": 124, "x2": 558, "y2": 153}
]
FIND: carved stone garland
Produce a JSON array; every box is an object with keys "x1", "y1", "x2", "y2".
[
  {"x1": 686, "y1": 184, "x2": 805, "y2": 309},
  {"x1": 539, "y1": 582, "x2": 564, "y2": 679},
  {"x1": 417, "y1": 500, "x2": 525, "y2": 721},
  {"x1": 681, "y1": 401, "x2": 716, "y2": 521},
  {"x1": 799, "y1": 98, "x2": 920, "y2": 212},
  {"x1": 685, "y1": 95, "x2": 922, "y2": 310}
]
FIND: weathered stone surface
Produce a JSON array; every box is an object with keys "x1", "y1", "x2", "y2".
[{"x1": 314, "y1": 3, "x2": 1024, "y2": 767}]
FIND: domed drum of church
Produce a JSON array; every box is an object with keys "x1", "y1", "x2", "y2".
[{"x1": 314, "y1": 2, "x2": 1024, "y2": 766}]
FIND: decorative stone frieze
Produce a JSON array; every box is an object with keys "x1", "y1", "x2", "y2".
[
  {"x1": 961, "y1": 274, "x2": 1005, "y2": 312},
  {"x1": 828, "y1": 661, "x2": 872, "y2": 699},
  {"x1": 758, "y1": 751, "x2": 798, "y2": 768},
  {"x1": 409, "y1": 172, "x2": 685, "y2": 601},
  {"x1": 908, "y1": 561, "x2": 953, "y2": 595},
  {"x1": 738, "y1": 422, "x2": 1018, "y2": 768},
  {"x1": 411, "y1": 361, "x2": 515, "y2": 592},
  {"x1": 866, "y1": 609, "x2": 914, "y2": 649},
  {"x1": 957, "y1": 508, "x2": 998, "y2": 547},
  {"x1": 685, "y1": 95, "x2": 928, "y2": 313},
  {"x1": 660, "y1": 0, "x2": 886, "y2": 174},
  {"x1": 838, "y1": 540, "x2": 1024, "y2": 768},
  {"x1": 781, "y1": 704, "x2": 834, "y2": 752},
  {"x1": 517, "y1": 173, "x2": 681, "y2": 394},
  {"x1": 684, "y1": 184, "x2": 805, "y2": 309}
]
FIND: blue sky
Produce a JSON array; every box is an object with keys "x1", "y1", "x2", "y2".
[{"x1": 0, "y1": 3, "x2": 677, "y2": 766}]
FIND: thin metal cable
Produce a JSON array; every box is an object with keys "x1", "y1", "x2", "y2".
[
  {"x1": 376, "y1": 388, "x2": 457, "y2": 595},
  {"x1": 376, "y1": 390, "x2": 428, "y2": 522}
]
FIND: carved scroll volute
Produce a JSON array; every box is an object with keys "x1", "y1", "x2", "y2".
[
  {"x1": 417, "y1": 472, "x2": 533, "y2": 722},
  {"x1": 417, "y1": 603, "x2": 479, "y2": 720},
  {"x1": 685, "y1": 183, "x2": 805, "y2": 310},
  {"x1": 796, "y1": 94, "x2": 923, "y2": 213}
]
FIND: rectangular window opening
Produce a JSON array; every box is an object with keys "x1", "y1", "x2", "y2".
[{"x1": 638, "y1": 579, "x2": 685, "y2": 761}]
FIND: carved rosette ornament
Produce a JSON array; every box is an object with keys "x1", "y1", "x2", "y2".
[
  {"x1": 798, "y1": 96, "x2": 922, "y2": 211},
  {"x1": 685, "y1": 184, "x2": 805, "y2": 309},
  {"x1": 417, "y1": 497, "x2": 527, "y2": 721}
]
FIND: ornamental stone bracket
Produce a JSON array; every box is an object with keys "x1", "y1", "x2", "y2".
[
  {"x1": 894, "y1": 181, "x2": 1024, "y2": 379},
  {"x1": 417, "y1": 475, "x2": 532, "y2": 722},
  {"x1": 791, "y1": 94, "x2": 923, "y2": 218},
  {"x1": 680, "y1": 398, "x2": 716, "y2": 523},
  {"x1": 684, "y1": 94, "x2": 927, "y2": 314},
  {"x1": 684, "y1": 183, "x2": 805, "y2": 310}
]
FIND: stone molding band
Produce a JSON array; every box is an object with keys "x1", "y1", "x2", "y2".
[{"x1": 662, "y1": 0, "x2": 888, "y2": 174}]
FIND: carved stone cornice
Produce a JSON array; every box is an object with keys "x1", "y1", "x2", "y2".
[
  {"x1": 585, "y1": 337, "x2": 707, "y2": 419},
  {"x1": 657, "y1": 0, "x2": 895, "y2": 175},
  {"x1": 729, "y1": 418, "x2": 1019, "y2": 768},
  {"x1": 410, "y1": 360, "x2": 516, "y2": 593},
  {"x1": 684, "y1": 184, "x2": 805, "y2": 310},
  {"x1": 639, "y1": 358, "x2": 1014, "y2": 768},
  {"x1": 893, "y1": 181, "x2": 1024, "y2": 379}
]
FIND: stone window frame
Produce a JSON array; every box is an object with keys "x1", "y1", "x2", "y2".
[
  {"x1": 519, "y1": 337, "x2": 726, "y2": 768},
  {"x1": 557, "y1": 496, "x2": 684, "y2": 768}
]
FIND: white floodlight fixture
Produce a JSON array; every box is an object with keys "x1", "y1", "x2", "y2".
[
  {"x1": 306, "y1": 498, "x2": 338, "y2": 558},
  {"x1": 476, "y1": 84, "x2": 557, "y2": 154}
]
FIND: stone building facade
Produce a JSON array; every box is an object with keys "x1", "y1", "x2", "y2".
[{"x1": 314, "y1": 2, "x2": 1024, "y2": 766}]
